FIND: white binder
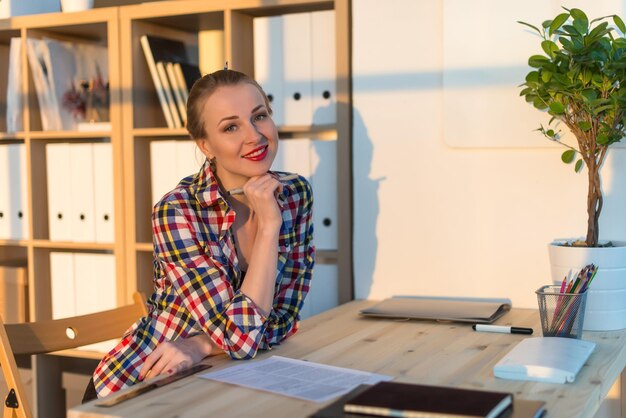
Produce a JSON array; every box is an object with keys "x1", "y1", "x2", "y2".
[
  {"x1": 93, "y1": 143, "x2": 115, "y2": 243},
  {"x1": 74, "y1": 253, "x2": 118, "y2": 352},
  {"x1": 176, "y1": 140, "x2": 202, "y2": 181},
  {"x1": 311, "y1": 10, "x2": 336, "y2": 125},
  {"x1": 283, "y1": 12, "x2": 313, "y2": 126},
  {"x1": 46, "y1": 143, "x2": 73, "y2": 241},
  {"x1": 0, "y1": 145, "x2": 28, "y2": 240},
  {"x1": 304, "y1": 263, "x2": 338, "y2": 319},
  {"x1": 74, "y1": 253, "x2": 116, "y2": 315},
  {"x1": 310, "y1": 140, "x2": 337, "y2": 250},
  {"x1": 50, "y1": 251, "x2": 76, "y2": 319},
  {"x1": 254, "y1": 15, "x2": 285, "y2": 126},
  {"x1": 69, "y1": 143, "x2": 96, "y2": 242},
  {"x1": 272, "y1": 138, "x2": 311, "y2": 177},
  {"x1": 150, "y1": 140, "x2": 180, "y2": 205},
  {"x1": 0, "y1": 146, "x2": 10, "y2": 239},
  {"x1": 12, "y1": 144, "x2": 29, "y2": 240}
]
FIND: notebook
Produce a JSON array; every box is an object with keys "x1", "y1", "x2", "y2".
[
  {"x1": 360, "y1": 297, "x2": 511, "y2": 324},
  {"x1": 341, "y1": 381, "x2": 512, "y2": 418},
  {"x1": 309, "y1": 384, "x2": 546, "y2": 418},
  {"x1": 493, "y1": 337, "x2": 596, "y2": 384}
]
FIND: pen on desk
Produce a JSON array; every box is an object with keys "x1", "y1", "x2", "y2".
[{"x1": 472, "y1": 324, "x2": 533, "y2": 335}]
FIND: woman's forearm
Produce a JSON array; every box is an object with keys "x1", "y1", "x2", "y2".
[{"x1": 239, "y1": 226, "x2": 279, "y2": 316}]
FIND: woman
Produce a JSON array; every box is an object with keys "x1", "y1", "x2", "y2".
[{"x1": 88, "y1": 69, "x2": 315, "y2": 398}]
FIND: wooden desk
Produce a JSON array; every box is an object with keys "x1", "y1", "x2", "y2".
[{"x1": 69, "y1": 300, "x2": 626, "y2": 418}]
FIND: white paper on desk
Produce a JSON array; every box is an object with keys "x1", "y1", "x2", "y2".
[{"x1": 199, "y1": 355, "x2": 392, "y2": 403}]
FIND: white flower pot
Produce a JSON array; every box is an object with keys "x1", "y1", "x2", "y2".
[{"x1": 548, "y1": 241, "x2": 626, "y2": 331}]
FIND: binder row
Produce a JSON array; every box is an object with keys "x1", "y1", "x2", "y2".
[
  {"x1": 150, "y1": 140, "x2": 204, "y2": 206},
  {"x1": 46, "y1": 142, "x2": 115, "y2": 243},
  {"x1": 0, "y1": 144, "x2": 28, "y2": 240},
  {"x1": 50, "y1": 251, "x2": 117, "y2": 352},
  {"x1": 254, "y1": 10, "x2": 336, "y2": 127}
]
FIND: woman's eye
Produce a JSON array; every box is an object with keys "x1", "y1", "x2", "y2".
[
  {"x1": 224, "y1": 124, "x2": 237, "y2": 132},
  {"x1": 254, "y1": 113, "x2": 268, "y2": 121}
]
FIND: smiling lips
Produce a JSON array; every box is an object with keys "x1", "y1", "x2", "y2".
[{"x1": 242, "y1": 145, "x2": 269, "y2": 161}]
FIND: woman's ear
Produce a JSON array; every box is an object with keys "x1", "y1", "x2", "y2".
[{"x1": 195, "y1": 138, "x2": 214, "y2": 160}]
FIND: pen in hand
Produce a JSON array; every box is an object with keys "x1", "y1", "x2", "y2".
[
  {"x1": 227, "y1": 173, "x2": 299, "y2": 196},
  {"x1": 472, "y1": 324, "x2": 533, "y2": 335}
]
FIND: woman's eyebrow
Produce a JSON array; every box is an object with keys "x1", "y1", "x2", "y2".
[
  {"x1": 217, "y1": 115, "x2": 238, "y2": 125},
  {"x1": 217, "y1": 105, "x2": 265, "y2": 126}
]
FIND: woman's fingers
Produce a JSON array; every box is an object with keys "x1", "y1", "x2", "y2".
[{"x1": 139, "y1": 336, "x2": 210, "y2": 380}]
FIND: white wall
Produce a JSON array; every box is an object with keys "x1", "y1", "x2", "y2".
[{"x1": 352, "y1": 0, "x2": 626, "y2": 309}]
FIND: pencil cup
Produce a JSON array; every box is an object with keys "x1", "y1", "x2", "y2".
[{"x1": 536, "y1": 285, "x2": 588, "y2": 339}]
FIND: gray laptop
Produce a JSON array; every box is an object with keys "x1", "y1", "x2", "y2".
[{"x1": 360, "y1": 296, "x2": 511, "y2": 324}]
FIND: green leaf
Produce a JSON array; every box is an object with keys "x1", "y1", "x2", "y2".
[
  {"x1": 560, "y1": 37, "x2": 575, "y2": 51},
  {"x1": 561, "y1": 149, "x2": 576, "y2": 163},
  {"x1": 597, "y1": 133, "x2": 610, "y2": 144},
  {"x1": 578, "y1": 121, "x2": 592, "y2": 131},
  {"x1": 533, "y1": 97, "x2": 548, "y2": 109},
  {"x1": 562, "y1": 24, "x2": 580, "y2": 35},
  {"x1": 518, "y1": 21, "x2": 542, "y2": 36},
  {"x1": 573, "y1": 18, "x2": 588, "y2": 34},
  {"x1": 570, "y1": 8, "x2": 588, "y2": 22},
  {"x1": 550, "y1": 12, "x2": 570, "y2": 36},
  {"x1": 550, "y1": 102, "x2": 565, "y2": 114},
  {"x1": 528, "y1": 55, "x2": 550, "y2": 68},
  {"x1": 614, "y1": 15, "x2": 626, "y2": 34},
  {"x1": 581, "y1": 89, "x2": 598, "y2": 101},
  {"x1": 542, "y1": 71, "x2": 553, "y2": 82},
  {"x1": 525, "y1": 71, "x2": 539, "y2": 83},
  {"x1": 575, "y1": 159, "x2": 584, "y2": 172},
  {"x1": 541, "y1": 40, "x2": 559, "y2": 57},
  {"x1": 542, "y1": 20, "x2": 553, "y2": 29}
]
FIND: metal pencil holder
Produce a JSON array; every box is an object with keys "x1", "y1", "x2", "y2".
[{"x1": 536, "y1": 285, "x2": 587, "y2": 339}]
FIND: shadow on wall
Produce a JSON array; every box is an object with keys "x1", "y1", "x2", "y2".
[
  {"x1": 352, "y1": 106, "x2": 384, "y2": 299},
  {"x1": 599, "y1": 148, "x2": 626, "y2": 242}
]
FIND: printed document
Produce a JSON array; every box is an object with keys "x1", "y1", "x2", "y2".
[{"x1": 199, "y1": 356, "x2": 392, "y2": 402}]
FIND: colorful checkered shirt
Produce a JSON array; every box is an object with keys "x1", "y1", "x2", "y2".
[{"x1": 92, "y1": 160, "x2": 315, "y2": 397}]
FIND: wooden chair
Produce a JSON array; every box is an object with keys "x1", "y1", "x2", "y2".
[{"x1": 0, "y1": 293, "x2": 147, "y2": 418}]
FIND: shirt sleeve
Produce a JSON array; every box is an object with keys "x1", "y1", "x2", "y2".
[{"x1": 262, "y1": 181, "x2": 315, "y2": 348}]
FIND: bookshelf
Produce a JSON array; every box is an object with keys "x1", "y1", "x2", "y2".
[
  {"x1": 0, "y1": 8, "x2": 123, "y2": 417},
  {"x1": 0, "y1": 0, "x2": 351, "y2": 415}
]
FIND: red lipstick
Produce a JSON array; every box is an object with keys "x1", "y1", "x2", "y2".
[{"x1": 242, "y1": 145, "x2": 268, "y2": 162}]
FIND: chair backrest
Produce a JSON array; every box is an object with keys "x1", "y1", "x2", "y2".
[{"x1": 0, "y1": 292, "x2": 147, "y2": 418}]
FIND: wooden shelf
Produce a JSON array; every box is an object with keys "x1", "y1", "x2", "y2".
[
  {"x1": 0, "y1": 239, "x2": 29, "y2": 247},
  {"x1": 29, "y1": 131, "x2": 113, "y2": 140},
  {"x1": 0, "y1": 132, "x2": 26, "y2": 140},
  {"x1": 30, "y1": 240, "x2": 115, "y2": 251},
  {"x1": 135, "y1": 242, "x2": 152, "y2": 252}
]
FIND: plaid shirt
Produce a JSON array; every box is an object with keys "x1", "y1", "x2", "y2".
[{"x1": 93, "y1": 160, "x2": 315, "y2": 397}]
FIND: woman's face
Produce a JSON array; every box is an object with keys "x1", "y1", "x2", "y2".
[{"x1": 196, "y1": 82, "x2": 278, "y2": 189}]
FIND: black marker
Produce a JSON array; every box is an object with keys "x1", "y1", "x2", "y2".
[{"x1": 472, "y1": 324, "x2": 533, "y2": 335}]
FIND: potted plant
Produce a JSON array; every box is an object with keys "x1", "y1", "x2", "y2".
[{"x1": 520, "y1": 8, "x2": 626, "y2": 331}]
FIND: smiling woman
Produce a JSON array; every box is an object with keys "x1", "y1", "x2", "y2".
[{"x1": 84, "y1": 69, "x2": 315, "y2": 400}]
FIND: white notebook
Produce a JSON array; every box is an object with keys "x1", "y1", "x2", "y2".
[{"x1": 494, "y1": 337, "x2": 596, "y2": 384}]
